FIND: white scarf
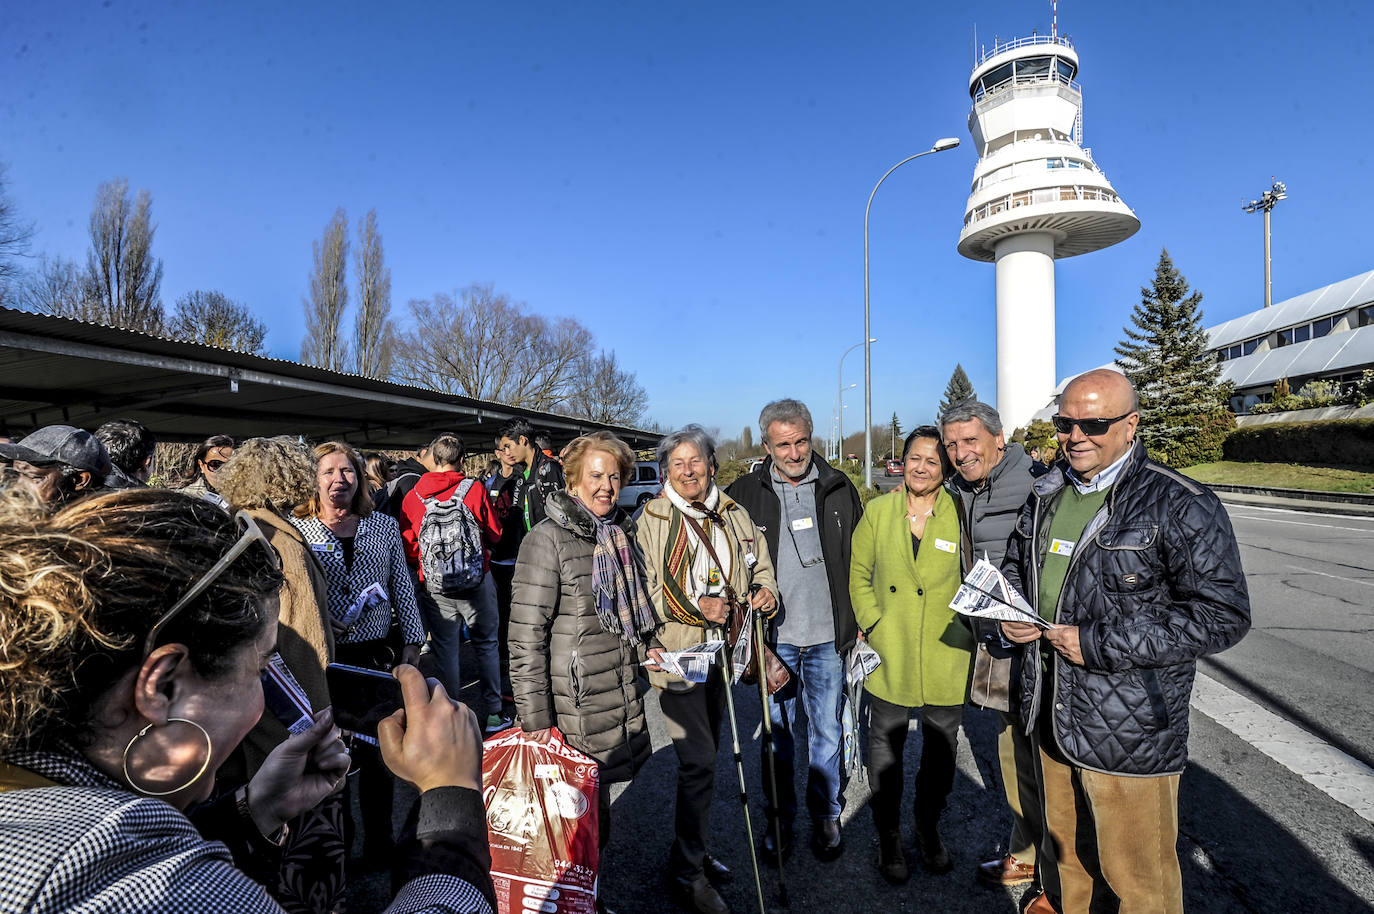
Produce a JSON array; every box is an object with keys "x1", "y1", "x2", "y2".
[{"x1": 663, "y1": 482, "x2": 732, "y2": 600}]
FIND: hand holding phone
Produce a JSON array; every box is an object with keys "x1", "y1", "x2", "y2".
[
  {"x1": 378, "y1": 664, "x2": 483, "y2": 793},
  {"x1": 326, "y1": 663, "x2": 403, "y2": 740}
]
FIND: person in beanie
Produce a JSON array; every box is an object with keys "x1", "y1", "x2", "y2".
[{"x1": 0, "y1": 424, "x2": 111, "y2": 505}]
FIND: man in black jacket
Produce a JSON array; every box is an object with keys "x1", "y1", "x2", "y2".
[
  {"x1": 1000, "y1": 370, "x2": 1250, "y2": 914},
  {"x1": 496, "y1": 418, "x2": 565, "y2": 533},
  {"x1": 939, "y1": 400, "x2": 1041, "y2": 889},
  {"x1": 726, "y1": 399, "x2": 862, "y2": 863}
]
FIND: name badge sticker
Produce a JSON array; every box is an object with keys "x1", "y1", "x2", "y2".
[
  {"x1": 1049, "y1": 538, "x2": 1076, "y2": 557},
  {"x1": 744, "y1": 552, "x2": 757, "y2": 568},
  {"x1": 791, "y1": 516, "x2": 814, "y2": 532},
  {"x1": 934, "y1": 538, "x2": 957, "y2": 554},
  {"x1": 310, "y1": 543, "x2": 336, "y2": 553}
]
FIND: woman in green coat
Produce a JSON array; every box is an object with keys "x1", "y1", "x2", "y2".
[{"x1": 849, "y1": 425, "x2": 973, "y2": 884}]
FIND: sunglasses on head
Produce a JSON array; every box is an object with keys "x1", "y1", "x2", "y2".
[
  {"x1": 142, "y1": 510, "x2": 280, "y2": 660},
  {"x1": 1051, "y1": 413, "x2": 1134, "y2": 436}
]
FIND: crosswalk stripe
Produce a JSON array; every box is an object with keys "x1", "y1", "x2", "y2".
[{"x1": 1191, "y1": 672, "x2": 1374, "y2": 823}]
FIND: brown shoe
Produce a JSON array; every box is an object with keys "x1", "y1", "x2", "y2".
[
  {"x1": 977, "y1": 854, "x2": 1036, "y2": 887},
  {"x1": 1023, "y1": 890, "x2": 1058, "y2": 914}
]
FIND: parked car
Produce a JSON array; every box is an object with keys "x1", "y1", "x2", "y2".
[
  {"x1": 747, "y1": 457, "x2": 765, "y2": 473},
  {"x1": 617, "y1": 460, "x2": 663, "y2": 510},
  {"x1": 885, "y1": 458, "x2": 902, "y2": 476}
]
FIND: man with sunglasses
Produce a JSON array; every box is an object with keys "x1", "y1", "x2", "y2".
[{"x1": 998, "y1": 369, "x2": 1250, "y2": 914}]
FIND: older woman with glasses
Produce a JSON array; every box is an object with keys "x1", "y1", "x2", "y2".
[
  {"x1": 637, "y1": 424, "x2": 778, "y2": 914},
  {"x1": 849, "y1": 425, "x2": 973, "y2": 884},
  {"x1": 290, "y1": 441, "x2": 425, "y2": 860},
  {"x1": 0, "y1": 487, "x2": 494, "y2": 914}
]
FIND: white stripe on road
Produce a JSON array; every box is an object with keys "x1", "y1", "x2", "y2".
[
  {"x1": 1191, "y1": 673, "x2": 1374, "y2": 823},
  {"x1": 1229, "y1": 513, "x2": 1374, "y2": 534},
  {"x1": 1283, "y1": 563, "x2": 1374, "y2": 588}
]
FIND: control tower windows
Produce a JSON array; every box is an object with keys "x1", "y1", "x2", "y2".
[{"x1": 971, "y1": 55, "x2": 1079, "y2": 100}]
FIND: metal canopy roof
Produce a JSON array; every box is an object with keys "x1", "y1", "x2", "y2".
[
  {"x1": 1205, "y1": 268, "x2": 1374, "y2": 348},
  {"x1": 1218, "y1": 324, "x2": 1374, "y2": 391},
  {"x1": 0, "y1": 308, "x2": 661, "y2": 450}
]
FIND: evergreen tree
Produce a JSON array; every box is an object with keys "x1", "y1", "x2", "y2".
[
  {"x1": 1114, "y1": 248, "x2": 1234, "y2": 466},
  {"x1": 889, "y1": 412, "x2": 903, "y2": 459},
  {"x1": 938, "y1": 364, "x2": 976, "y2": 416}
]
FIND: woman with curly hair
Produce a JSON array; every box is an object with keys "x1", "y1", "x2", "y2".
[
  {"x1": 0, "y1": 487, "x2": 495, "y2": 913},
  {"x1": 216, "y1": 437, "x2": 344, "y2": 913}
]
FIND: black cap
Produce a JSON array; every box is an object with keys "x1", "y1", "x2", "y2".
[{"x1": 0, "y1": 425, "x2": 112, "y2": 476}]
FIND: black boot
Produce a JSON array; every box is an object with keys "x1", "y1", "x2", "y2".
[
  {"x1": 877, "y1": 831, "x2": 909, "y2": 884},
  {"x1": 914, "y1": 817, "x2": 951, "y2": 874},
  {"x1": 670, "y1": 873, "x2": 731, "y2": 914},
  {"x1": 759, "y1": 817, "x2": 793, "y2": 865}
]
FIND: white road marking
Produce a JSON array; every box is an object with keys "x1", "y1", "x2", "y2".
[
  {"x1": 1283, "y1": 563, "x2": 1374, "y2": 588},
  {"x1": 1229, "y1": 513, "x2": 1374, "y2": 534},
  {"x1": 1191, "y1": 673, "x2": 1374, "y2": 823}
]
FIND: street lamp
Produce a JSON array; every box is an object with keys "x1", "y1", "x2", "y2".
[
  {"x1": 863, "y1": 136, "x2": 960, "y2": 487},
  {"x1": 1243, "y1": 180, "x2": 1286, "y2": 308},
  {"x1": 832, "y1": 382, "x2": 857, "y2": 459},
  {"x1": 838, "y1": 339, "x2": 875, "y2": 461}
]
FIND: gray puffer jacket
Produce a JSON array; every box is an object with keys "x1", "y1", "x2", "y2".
[
  {"x1": 1002, "y1": 440, "x2": 1250, "y2": 775},
  {"x1": 509, "y1": 491, "x2": 651, "y2": 784}
]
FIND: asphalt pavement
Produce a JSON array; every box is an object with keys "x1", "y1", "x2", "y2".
[{"x1": 349, "y1": 500, "x2": 1374, "y2": 914}]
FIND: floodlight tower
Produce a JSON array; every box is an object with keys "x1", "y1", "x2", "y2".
[
  {"x1": 957, "y1": 31, "x2": 1139, "y2": 431},
  {"x1": 1243, "y1": 181, "x2": 1286, "y2": 308}
]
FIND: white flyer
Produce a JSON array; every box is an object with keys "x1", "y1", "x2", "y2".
[
  {"x1": 949, "y1": 558, "x2": 1053, "y2": 629},
  {"x1": 648, "y1": 639, "x2": 727, "y2": 683}
]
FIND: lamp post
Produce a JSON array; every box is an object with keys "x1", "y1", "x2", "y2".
[
  {"x1": 837, "y1": 340, "x2": 874, "y2": 461},
  {"x1": 1243, "y1": 180, "x2": 1286, "y2": 308},
  {"x1": 832, "y1": 382, "x2": 856, "y2": 459},
  {"x1": 864, "y1": 137, "x2": 960, "y2": 487}
]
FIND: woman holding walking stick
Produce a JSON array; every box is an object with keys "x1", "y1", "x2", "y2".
[
  {"x1": 849, "y1": 425, "x2": 974, "y2": 884},
  {"x1": 637, "y1": 425, "x2": 778, "y2": 914}
]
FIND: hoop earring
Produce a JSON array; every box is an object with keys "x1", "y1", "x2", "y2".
[{"x1": 122, "y1": 718, "x2": 213, "y2": 797}]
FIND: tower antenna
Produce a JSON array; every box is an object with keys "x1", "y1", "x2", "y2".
[{"x1": 1052, "y1": 0, "x2": 1058, "y2": 40}]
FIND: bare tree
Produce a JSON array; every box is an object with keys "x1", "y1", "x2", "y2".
[
  {"x1": 562, "y1": 349, "x2": 649, "y2": 426},
  {"x1": 353, "y1": 208, "x2": 394, "y2": 378},
  {"x1": 167, "y1": 290, "x2": 268, "y2": 354},
  {"x1": 81, "y1": 178, "x2": 165, "y2": 332},
  {"x1": 19, "y1": 255, "x2": 89, "y2": 318},
  {"x1": 301, "y1": 207, "x2": 350, "y2": 371},
  {"x1": 0, "y1": 163, "x2": 35, "y2": 303}
]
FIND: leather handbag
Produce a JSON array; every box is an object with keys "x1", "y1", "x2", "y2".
[
  {"x1": 682, "y1": 512, "x2": 793, "y2": 697},
  {"x1": 969, "y1": 640, "x2": 1012, "y2": 712}
]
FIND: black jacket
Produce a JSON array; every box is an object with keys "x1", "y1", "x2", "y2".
[
  {"x1": 377, "y1": 457, "x2": 428, "y2": 518},
  {"x1": 512, "y1": 451, "x2": 566, "y2": 532},
  {"x1": 1001, "y1": 441, "x2": 1251, "y2": 775},
  {"x1": 726, "y1": 455, "x2": 863, "y2": 654}
]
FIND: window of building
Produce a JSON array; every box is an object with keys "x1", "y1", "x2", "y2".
[
  {"x1": 1242, "y1": 337, "x2": 1260, "y2": 355},
  {"x1": 1276, "y1": 328, "x2": 1294, "y2": 347},
  {"x1": 1312, "y1": 316, "x2": 1335, "y2": 338},
  {"x1": 1360, "y1": 304, "x2": 1374, "y2": 327}
]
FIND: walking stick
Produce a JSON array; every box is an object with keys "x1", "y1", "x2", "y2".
[
  {"x1": 713, "y1": 619, "x2": 768, "y2": 914},
  {"x1": 752, "y1": 606, "x2": 791, "y2": 908}
]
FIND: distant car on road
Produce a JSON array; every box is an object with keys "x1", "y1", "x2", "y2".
[
  {"x1": 617, "y1": 460, "x2": 663, "y2": 510},
  {"x1": 747, "y1": 457, "x2": 765, "y2": 473},
  {"x1": 885, "y1": 458, "x2": 902, "y2": 476}
]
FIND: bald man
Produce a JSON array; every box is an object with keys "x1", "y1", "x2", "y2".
[{"x1": 999, "y1": 370, "x2": 1250, "y2": 914}]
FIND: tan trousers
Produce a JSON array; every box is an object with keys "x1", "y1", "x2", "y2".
[
  {"x1": 1035, "y1": 732, "x2": 1182, "y2": 914},
  {"x1": 997, "y1": 709, "x2": 1044, "y2": 863}
]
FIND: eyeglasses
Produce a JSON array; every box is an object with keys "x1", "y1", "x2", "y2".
[
  {"x1": 142, "y1": 510, "x2": 280, "y2": 659},
  {"x1": 1051, "y1": 413, "x2": 1135, "y2": 436},
  {"x1": 204, "y1": 460, "x2": 227, "y2": 471}
]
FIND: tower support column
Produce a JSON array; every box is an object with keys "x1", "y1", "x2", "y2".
[{"x1": 994, "y1": 232, "x2": 1057, "y2": 432}]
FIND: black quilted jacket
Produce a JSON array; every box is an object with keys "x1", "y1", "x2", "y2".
[{"x1": 1001, "y1": 440, "x2": 1250, "y2": 775}]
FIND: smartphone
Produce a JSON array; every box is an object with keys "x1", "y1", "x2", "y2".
[{"x1": 326, "y1": 663, "x2": 403, "y2": 739}]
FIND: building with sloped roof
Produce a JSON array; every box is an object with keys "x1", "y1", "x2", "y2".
[{"x1": 1205, "y1": 269, "x2": 1374, "y2": 413}]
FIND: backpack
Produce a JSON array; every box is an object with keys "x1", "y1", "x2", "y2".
[{"x1": 417, "y1": 478, "x2": 486, "y2": 596}]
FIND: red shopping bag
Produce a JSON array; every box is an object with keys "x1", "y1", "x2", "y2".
[{"x1": 482, "y1": 727, "x2": 600, "y2": 914}]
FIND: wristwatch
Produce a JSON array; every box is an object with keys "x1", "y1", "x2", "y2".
[{"x1": 235, "y1": 785, "x2": 289, "y2": 847}]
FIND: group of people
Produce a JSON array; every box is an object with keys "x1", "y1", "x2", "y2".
[{"x1": 0, "y1": 366, "x2": 1251, "y2": 914}]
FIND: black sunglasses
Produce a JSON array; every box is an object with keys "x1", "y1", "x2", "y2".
[
  {"x1": 204, "y1": 459, "x2": 227, "y2": 471},
  {"x1": 1051, "y1": 412, "x2": 1135, "y2": 436}
]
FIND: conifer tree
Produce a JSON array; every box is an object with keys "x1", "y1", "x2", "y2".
[
  {"x1": 938, "y1": 364, "x2": 976, "y2": 416},
  {"x1": 1114, "y1": 248, "x2": 1234, "y2": 466}
]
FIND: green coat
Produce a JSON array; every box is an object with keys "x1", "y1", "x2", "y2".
[{"x1": 849, "y1": 487, "x2": 974, "y2": 708}]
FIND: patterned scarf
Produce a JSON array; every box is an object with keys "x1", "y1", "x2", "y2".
[
  {"x1": 583, "y1": 499, "x2": 658, "y2": 643},
  {"x1": 659, "y1": 483, "x2": 730, "y2": 626}
]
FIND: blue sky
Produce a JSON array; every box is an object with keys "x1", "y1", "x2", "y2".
[{"x1": 3, "y1": 1, "x2": 1371, "y2": 441}]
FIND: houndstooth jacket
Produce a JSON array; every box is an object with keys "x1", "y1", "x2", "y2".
[
  {"x1": 290, "y1": 512, "x2": 426, "y2": 647},
  {"x1": 0, "y1": 748, "x2": 491, "y2": 913}
]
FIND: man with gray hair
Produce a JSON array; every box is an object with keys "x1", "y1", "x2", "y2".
[
  {"x1": 727, "y1": 399, "x2": 862, "y2": 864},
  {"x1": 938, "y1": 398, "x2": 1042, "y2": 889}
]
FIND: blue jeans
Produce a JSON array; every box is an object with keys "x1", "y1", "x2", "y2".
[
  {"x1": 416, "y1": 573, "x2": 502, "y2": 716},
  {"x1": 761, "y1": 640, "x2": 845, "y2": 822}
]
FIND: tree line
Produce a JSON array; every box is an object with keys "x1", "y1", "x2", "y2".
[{"x1": 0, "y1": 169, "x2": 649, "y2": 426}]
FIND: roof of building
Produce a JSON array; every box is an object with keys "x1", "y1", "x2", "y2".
[
  {"x1": 1216, "y1": 324, "x2": 1374, "y2": 391},
  {"x1": 1205, "y1": 268, "x2": 1374, "y2": 349},
  {"x1": 0, "y1": 307, "x2": 661, "y2": 449}
]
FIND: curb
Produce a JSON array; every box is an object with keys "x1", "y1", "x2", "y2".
[{"x1": 1209, "y1": 484, "x2": 1374, "y2": 518}]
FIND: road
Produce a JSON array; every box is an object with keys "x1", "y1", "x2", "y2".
[{"x1": 354, "y1": 500, "x2": 1374, "y2": 913}]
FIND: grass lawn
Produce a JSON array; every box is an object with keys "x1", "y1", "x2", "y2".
[{"x1": 1181, "y1": 461, "x2": 1374, "y2": 494}]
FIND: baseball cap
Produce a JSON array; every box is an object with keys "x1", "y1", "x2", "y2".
[{"x1": 0, "y1": 425, "x2": 113, "y2": 476}]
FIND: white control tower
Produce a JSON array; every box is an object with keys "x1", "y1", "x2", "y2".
[{"x1": 957, "y1": 34, "x2": 1139, "y2": 431}]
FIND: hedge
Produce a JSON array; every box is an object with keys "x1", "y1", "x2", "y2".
[{"x1": 1223, "y1": 419, "x2": 1374, "y2": 468}]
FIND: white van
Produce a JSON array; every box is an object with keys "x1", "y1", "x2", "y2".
[{"x1": 617, "y1": 460, "x2": 662, "y2": 510}]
